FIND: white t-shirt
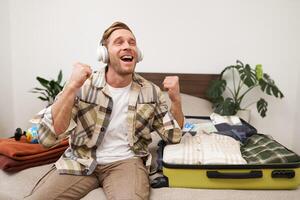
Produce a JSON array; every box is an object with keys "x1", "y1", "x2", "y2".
[{"x1": 96, "y1": 83, "x2": 135, "y2": 164}]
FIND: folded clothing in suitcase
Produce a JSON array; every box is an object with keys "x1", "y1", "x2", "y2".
[{"x1": 162, "y1": 115, "x2": 300, "y2": 190}]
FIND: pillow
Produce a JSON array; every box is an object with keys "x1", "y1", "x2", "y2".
[
  {"x1": 162, "y1": 92, "x2": 213, "y2": 116},
  {"x1": 149, "y1": 92, "x2": 214, "y2": 174}
]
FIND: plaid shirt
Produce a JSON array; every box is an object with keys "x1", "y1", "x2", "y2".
[
  {"x1": 241, "y1": 134, "x2": 300, "y2": 164},
  {"x1": 38, "y1": 67, "x2": 182, "y2": 175}
]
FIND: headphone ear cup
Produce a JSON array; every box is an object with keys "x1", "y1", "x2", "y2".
[
  {"x1": 97, "y1": 45, "x2": 109, "y2": 63},
  {"x1": 137, "y1": 47, "x2": 143, "y2": 63}
]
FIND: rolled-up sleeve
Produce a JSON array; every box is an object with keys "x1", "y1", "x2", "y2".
[
  {"x1": 38, "y1": 102, "x2": 78, "y2": 148},
  {"x1": 152, "y1": 90, "x2": 182, "y2": 144}
]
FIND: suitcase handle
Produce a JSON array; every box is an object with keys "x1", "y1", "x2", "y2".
[{"x1": 207, "y1": 170, "x2": 262, "y2": 179}]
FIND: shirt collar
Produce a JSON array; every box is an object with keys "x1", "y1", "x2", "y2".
[{"x1": 91, "y1": 66, "x2": 145, "y2": 89}]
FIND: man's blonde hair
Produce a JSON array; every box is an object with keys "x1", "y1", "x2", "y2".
[{"x1": 101, "y1": 22, "x2": 133, "y2": 46}]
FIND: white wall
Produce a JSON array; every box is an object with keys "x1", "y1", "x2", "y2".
[
  {"x1": 1, "y1": 0, "x2": 300, "y2": 153},
  {"x1": 0, "y1": 0, "x2": 14, "y2": 137},
  {"x1": 294, "y1": 69, "x2": 300, "y2": 154}
]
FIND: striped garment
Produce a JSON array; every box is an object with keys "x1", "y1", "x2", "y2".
[
  {"x1": 241, "y1": 134, "x2": 300, "y2": 164},
  {"x1": 38, "y1": 67, "x2": 182, "y2": 175},
  {"x1": 163, "y1": 133, "x2": 247, "y2": 165}
]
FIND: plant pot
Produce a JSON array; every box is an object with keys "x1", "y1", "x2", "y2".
[{"x1": 237, "y1": 109, "x2": 251, "y2": 123}]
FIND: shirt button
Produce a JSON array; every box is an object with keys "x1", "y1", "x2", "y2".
[
  {"x1": 83, "y1": 169, "x2": 89, "y2": 175},
  {"x1": 101, "y1": 127, "x2": 105, "y2": 132}
]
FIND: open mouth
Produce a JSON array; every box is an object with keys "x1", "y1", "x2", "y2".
[{"x1": 120, "y1": 55, "x2": 134, "y2": 62}]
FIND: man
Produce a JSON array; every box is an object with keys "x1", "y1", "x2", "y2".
[{"x1": 26, "y1": 22, "x2": 184, "y2": 200}]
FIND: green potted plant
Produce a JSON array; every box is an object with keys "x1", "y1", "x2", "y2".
[
  {"x1": 30, "y1": 70, "x2": 65, "y2": 105},
  {"x1": 206, "y1": 60, "x2": 284, "y2": 118}
]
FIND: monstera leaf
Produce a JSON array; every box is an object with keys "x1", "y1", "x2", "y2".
[
  {"x1": 206, "y1": 79, "x2": 226, "y2": 100},
  {"x1": 238, "y1": 64, "x2": 257, "y2": 88},
  {"x1": 257, "y1": 98, "x2": 268, "y2": 117},
  {"x1": 206, "y1": 60, "x2": 284, "y2": 118},
  {"x1": 220, "y1": 65, "x2": 237, "y2": 77},
  {"x1": 214, "y1": 97, "x2": 237, "y2": 116},
  {"x1": 259, "y1": 74, "x2": 284, "y2": 98}
]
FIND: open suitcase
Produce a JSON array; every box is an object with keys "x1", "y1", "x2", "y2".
[{"x1": 161, "y1": 116, "x2": 300, "y2": 190}]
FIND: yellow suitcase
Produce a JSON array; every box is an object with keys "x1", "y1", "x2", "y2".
[
  {"x1": 163, "y1": 162, "x2": 300, "y2": 189},
  {"x1": 162, "y1": 116, "x2": 300, "y2": 190}
]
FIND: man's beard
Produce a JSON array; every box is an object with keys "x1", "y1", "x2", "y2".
[{"x1": 109, "y1": 58, "x2": 136, "y2": 76}]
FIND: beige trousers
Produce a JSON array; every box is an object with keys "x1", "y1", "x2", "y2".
[{"x1": 25, "y1": 158, "x2": 150, "y2": 200}]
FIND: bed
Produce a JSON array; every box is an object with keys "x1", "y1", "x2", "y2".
[{"x1": 0, "y1": 72, "x2": 299, "y2": 200}]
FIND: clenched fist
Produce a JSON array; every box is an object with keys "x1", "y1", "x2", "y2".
[
  {"x1": 163, "y1": 76, "x2": 181, "y2": 103},
  {"x1": 67, "y1": 62, "x2": 92, "y2": 90}
]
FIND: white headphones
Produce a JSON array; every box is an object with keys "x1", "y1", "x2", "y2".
[{"x1": 97, "y1": 42, "x2": 143, "y2": 63}]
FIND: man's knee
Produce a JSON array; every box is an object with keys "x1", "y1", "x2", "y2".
[{"x1": 103, "y1": 158, "x2": 150, "y2": 200}]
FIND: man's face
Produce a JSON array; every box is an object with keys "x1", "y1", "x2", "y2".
[{"x1": 106, "y1": 29, "x2": 138, "y2": 76}]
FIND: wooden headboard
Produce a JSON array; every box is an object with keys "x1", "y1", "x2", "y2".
[{"x1": 138, "y1": 72, "x2": 220, "y2": 100}]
